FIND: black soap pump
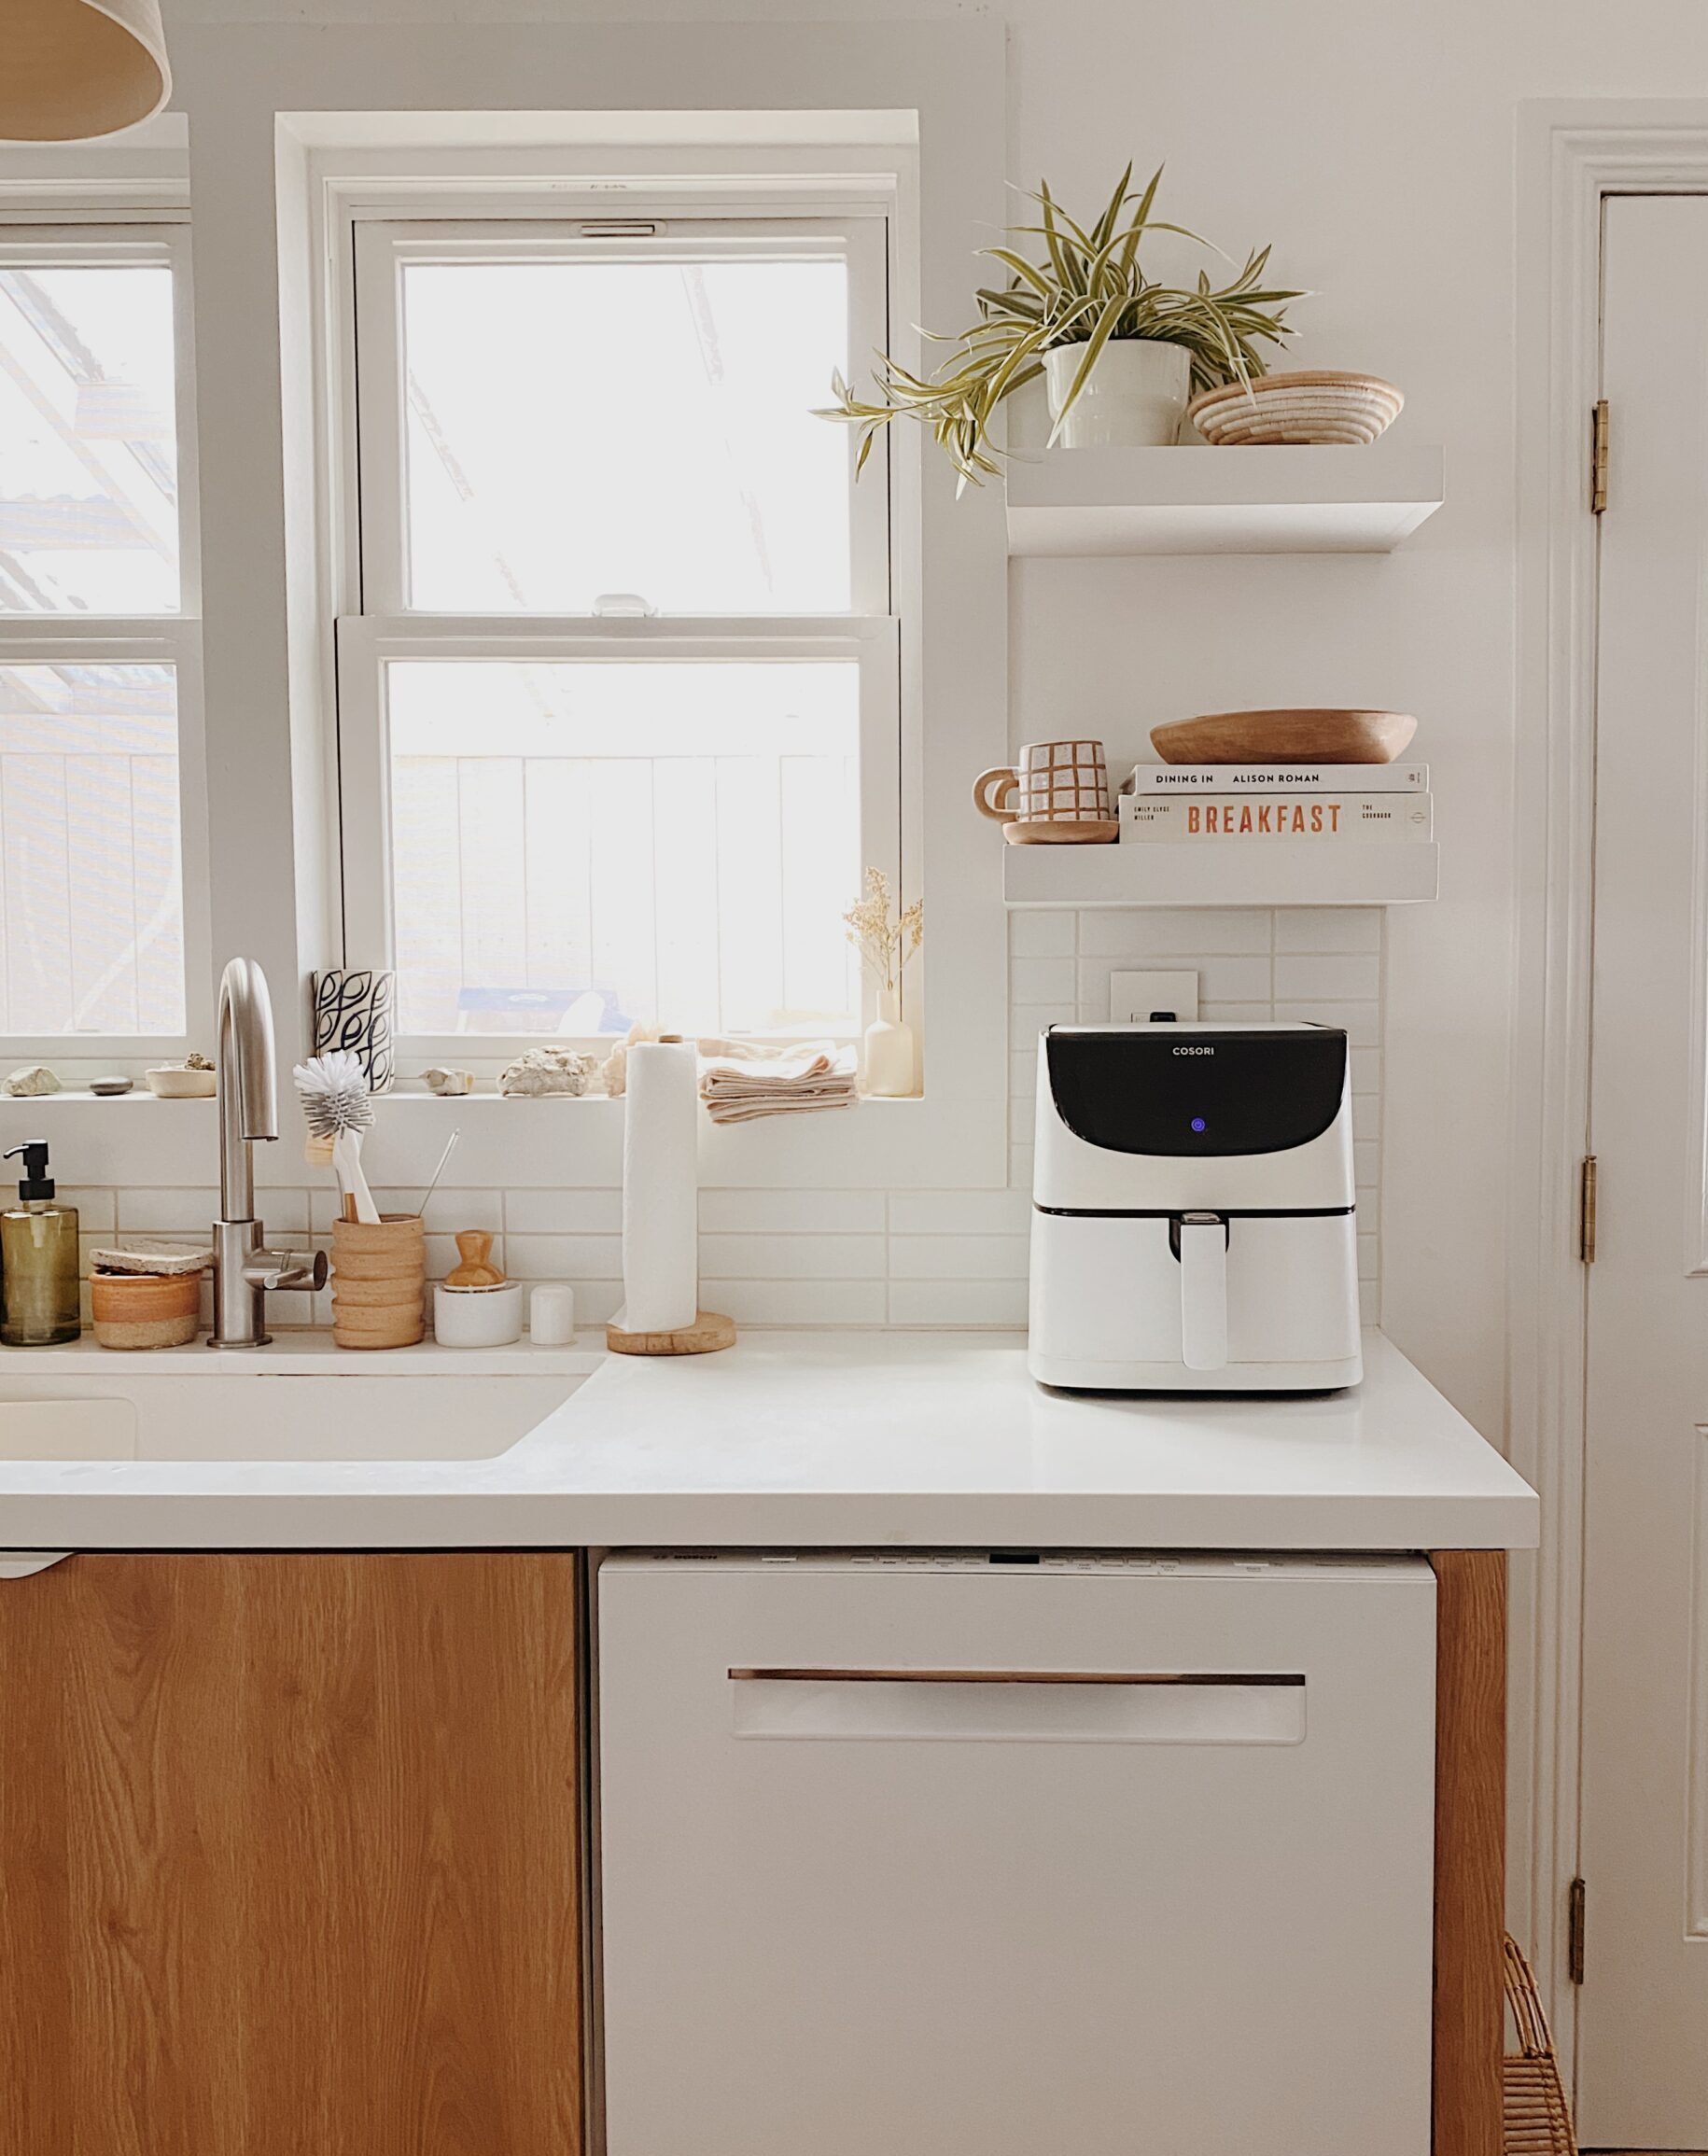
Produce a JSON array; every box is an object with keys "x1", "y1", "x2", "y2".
[{"x1": 0, "y1": 1140, "x2": 80, "y2": 1346}]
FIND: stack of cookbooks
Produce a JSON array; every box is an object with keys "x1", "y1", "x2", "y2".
[{"x1": 1117, "y1": 761, "x2": 1432, "y2": 843}]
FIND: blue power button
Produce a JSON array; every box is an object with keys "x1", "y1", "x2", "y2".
[{"x1": 1190, "y1": 1116, "x2": 1207, "y2": 1133}]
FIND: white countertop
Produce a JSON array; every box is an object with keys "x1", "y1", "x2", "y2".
[{"x1": 0, "y1": 1328, "x2": 1537, "y2": 1553}]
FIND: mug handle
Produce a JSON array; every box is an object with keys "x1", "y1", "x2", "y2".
[{"x1": 972, "y1": 767, "x2": 1020, "y2": 822}]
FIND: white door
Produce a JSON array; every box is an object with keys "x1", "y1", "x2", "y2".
[
  {"x1": 1581, "y1": 192, "x2": 1708, "y2": 2150},
  {"x1": 598, "y1": 1555, "x2": 1436, "y2": 2156}
]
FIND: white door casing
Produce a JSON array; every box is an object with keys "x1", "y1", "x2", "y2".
[{"x1": 1579, "y1": 190, "x2": 1708, "y2": 2151}]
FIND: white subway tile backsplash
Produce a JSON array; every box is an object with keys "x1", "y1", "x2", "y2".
[
  {"x1": 889, "y1": 1188, "x2": 1031, "y2": 1236},
  {"x1": 59, "y1": 1187, "x2": 116, "y2": 1233},
  {"x1": 1273, "y1": 908, "x2": 1382, "y2": 954},
  {"x1": 1010, "y1": 1002, "x2": 1072, "y2": 1051},
  {"x1": 116, "y1": 1186, "x2": 220, "y2": 1232},
  {"x1": 505, "y1": 1187, "x2": 623, "y2": 1235},
  {"x1": 374, "y1": 1186, "x2": 499, "y2": 1233},
  {"x1": 504, "y1": 1233, "x2": 621, "y2": 1281},
  {"x1": 1009, "y1": 910, "x2": 1077, "y2": 958},
  {"x1": 889, "y1": 1278, "x2": 1029, "y2": 1327},
  {"x1": 1009, "y1": 955, "x2": 1077, "y2": 1003},
  {"x1": 1351, "y1": 1045, "x2": 1380, "y2": 1095},
  {"x1": 1272, "y1": 953, "x2": 1381, "y2": 1002},
  {"x1": 1354, "y1": 1140, "x2": 1379, "y2": 1187},
  {"x1": 889, "y1": 1235, "x2": 1029, "y2": 1281},
  {"x1": 1201, "y1": 1001, "x2": 1272, "y2": 1026},
  {"x1": 698, "y1": 1188, "x2": 885, "y2": 1235},
  {"x1": 1078, "y1": 907, "x2": 1271, "y2": 958},
  {"x1": 1273, "y1": 1000, "x2": 1380, "y2": 1048},
  {"x1": 700, "y1": 1234, "x2": 887, "y2": 1281},
  {"x1": 714, "y1": 1279, "x2": 888, "y2": 1326},
  {"x1": 1010, "y1": 1049, "x2": 1039, "y2": 1104},
  {"x1": 1009, "y1": 1141, "x2": 1035, "y2": 1191}
]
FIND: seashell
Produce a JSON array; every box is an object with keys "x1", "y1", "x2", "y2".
[
  {"x1": 4, "y1": 1065, "x2": 60, "y2": 1098},
  {"x1": 184, "y1": 1052, "x2": 215, "y2": 1071},
  {"x1": 497, "y1": 1045, "x2": 597, "y2": 1099},
  {"x1": 422, "y1": 1066, "x2": 475, "y2": 1097}
]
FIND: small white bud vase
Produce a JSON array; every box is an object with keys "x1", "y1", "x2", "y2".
[{"x1": 862, "y1": 990, "x2": 917, "y2": 1098}]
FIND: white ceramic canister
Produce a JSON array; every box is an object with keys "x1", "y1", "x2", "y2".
[
  {"x1": 528, "y1": 1283, "x2": 577, "y2": 1345},
  {"x1": 433, "y1": 1280, "x2": 524, "y2": 1348},
  {"x1": 1043, "y1": 340, "x2": 1191, "y2": 448}
]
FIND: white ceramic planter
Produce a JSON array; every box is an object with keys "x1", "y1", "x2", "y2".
[{"x1": 1044, "y1": 340, "x2": 1192, "y2": 448}]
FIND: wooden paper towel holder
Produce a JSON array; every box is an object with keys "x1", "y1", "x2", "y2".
[{"x1": 606, "y1": 1309, "x2": 736, "y2": 1357}]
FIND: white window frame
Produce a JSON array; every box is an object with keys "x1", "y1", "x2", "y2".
[
  {"x1": 0, "y1": 211, "x2": 212, "y2": 1064},
  {"x1": 336, "y1": 202, "x2": 903, "y2": 1062}
]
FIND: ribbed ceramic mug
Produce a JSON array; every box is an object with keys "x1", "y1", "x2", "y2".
[{"x1": 973, "y1": 738, "x2": 1113, "y2": 827}]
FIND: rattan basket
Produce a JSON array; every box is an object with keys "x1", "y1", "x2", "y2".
[{"x1": 1504, "y1": 1934, "x2": 1575, "y2": 2155}]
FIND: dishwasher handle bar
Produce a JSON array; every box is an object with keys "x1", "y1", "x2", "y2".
[{"x1": 729, "y1": 1667, "x2": 1304, "y2": 1687}]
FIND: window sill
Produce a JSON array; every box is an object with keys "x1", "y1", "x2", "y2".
[{"x1": 4, "y1": 1085, "x2": 1004, "y2": 1195}]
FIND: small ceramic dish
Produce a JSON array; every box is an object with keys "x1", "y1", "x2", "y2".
[
  {"x1": 146, "y1": 1065, "x2": 217, "y2": 1099},
  {"x1": 433, "y1": 1280, "x2": 524, "y2": 1349}
]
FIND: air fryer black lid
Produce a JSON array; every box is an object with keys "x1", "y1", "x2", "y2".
[{"x1": 1044, "y1": 1027, "x2": 1347, "y2": 1158}]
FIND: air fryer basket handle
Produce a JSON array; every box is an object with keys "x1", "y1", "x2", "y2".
[{"x1": 1177, "y1": 1212, "x2": 1229, "y2": 1372}]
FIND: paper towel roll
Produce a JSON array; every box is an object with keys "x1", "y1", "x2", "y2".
[{"x1": 621, "y1": 1040, "x2": 700, "y2": 1333}]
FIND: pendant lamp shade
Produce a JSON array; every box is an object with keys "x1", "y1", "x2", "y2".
[{"x1": 2, "y1": 0, "x2": 172, "y2": 142}]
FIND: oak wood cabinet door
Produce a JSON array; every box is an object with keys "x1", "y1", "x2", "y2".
[{"x1": 0, "y1": 1551, "x2": 583, "y2": 2156}]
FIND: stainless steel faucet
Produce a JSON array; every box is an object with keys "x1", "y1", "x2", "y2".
[{"x1": 210, "y1": 957, "x2": 329, "y2": 1347}]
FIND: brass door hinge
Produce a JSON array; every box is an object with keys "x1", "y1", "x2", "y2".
[
  {"x1": 1580, "y1": 1155, "x2": 1599, "y2": 1264},
  {"x1": 1591, "y1": 399, "x2": 1610, "y2": 514},
  {"x1": 1568, "y1": 1876, "x2": 1587, "y2": 1984}
]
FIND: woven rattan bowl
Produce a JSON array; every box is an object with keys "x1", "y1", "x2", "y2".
[{"x1": 1188, "y1": 370, "x2": 1404, "y2": 446}]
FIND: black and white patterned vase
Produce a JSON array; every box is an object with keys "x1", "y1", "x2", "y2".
[{"x1": 312, "y1": 969, "x2": 396, "y2": 1094}]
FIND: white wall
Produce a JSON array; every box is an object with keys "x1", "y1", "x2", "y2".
[{"x1": 81, "y1": 0, "x2": 1708, "y2": 1436}]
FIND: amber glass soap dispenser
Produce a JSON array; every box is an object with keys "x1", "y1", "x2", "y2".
[{"x1": 1, "y1": 1140, "x2": 80, "y2": 1346}]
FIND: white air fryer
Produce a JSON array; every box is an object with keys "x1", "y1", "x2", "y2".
[{"x1": 1029, "y1": 1023, "x2": 1361, "y2": 1392}]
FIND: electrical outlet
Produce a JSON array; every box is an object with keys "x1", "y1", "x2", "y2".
[{"x1": 1108, "y1": 969, "x2": 1199, "y2": 1025}]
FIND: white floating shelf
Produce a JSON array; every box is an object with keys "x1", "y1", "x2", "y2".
[
  {"x1": 1004, "y1": 444, "x2": 1445, "y2": 557},
  {"x1": 1003, "y1": 842, "x2": 1439, "y2": 910}
]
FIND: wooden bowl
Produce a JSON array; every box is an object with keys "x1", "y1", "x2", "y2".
[
  {"x1": 1150, "y1": 708, "x2": 1419, "y2": 765},
  {"x1": 1188, "y1": 371, "x2": 1404, "y2": 446}
]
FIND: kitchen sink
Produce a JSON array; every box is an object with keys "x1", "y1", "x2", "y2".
[{"x1": 0, "y1": 1370, "x2": 587, "y2": 1463}]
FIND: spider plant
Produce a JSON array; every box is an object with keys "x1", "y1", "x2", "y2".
[{"x1": 820, "y1": 162, "x2": 1303, "y2": 487}]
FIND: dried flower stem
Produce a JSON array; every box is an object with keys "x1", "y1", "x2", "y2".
[{"x1": 843, "y1": 867, "x2": 924, "y2": 999}]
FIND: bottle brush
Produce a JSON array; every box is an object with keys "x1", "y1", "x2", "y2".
[{"x1": 292, "y1": 1051, "x2": 381, "y2": 1225}]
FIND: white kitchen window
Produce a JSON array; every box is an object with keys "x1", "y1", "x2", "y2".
[
  {"x1": 339, "y1": 211, "x2": 899, "y2": 1054},
  {"x1": 0, "y1": 219, "x2": 203, "y2": 1048}
]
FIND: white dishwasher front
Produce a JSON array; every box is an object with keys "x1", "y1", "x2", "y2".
[{"x1": 597, "y1": 1554, "x2": 1435, "y2": 2156}]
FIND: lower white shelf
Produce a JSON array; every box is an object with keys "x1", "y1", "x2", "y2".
[{"x1": 1002, "y1": 841, "x2": 1439, "y2": 909}]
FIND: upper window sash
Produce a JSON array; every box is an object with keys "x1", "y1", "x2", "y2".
[
  {"x1": 0, "y1": 220, "x2": 196, "y2": 623},
  {"x1": 349, "y1": 214, "x2": 889, "y2": 621}
]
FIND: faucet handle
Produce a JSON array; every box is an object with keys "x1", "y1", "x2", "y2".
[{"x1": 245, "y1": 1247, "x2": 329, "y2": 1294}]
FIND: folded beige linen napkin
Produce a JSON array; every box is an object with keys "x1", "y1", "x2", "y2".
[{"x1": 697, "y1": 1038, "x2": 859, "y2": 1125}]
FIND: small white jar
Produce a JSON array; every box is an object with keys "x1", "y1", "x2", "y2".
[
  {"x1": 528, "y1": 1283, "x2": 577, "y2": 1346},
  {"x1": 433, "y1": 1280, "x2": 524, "y2": 1348}
]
